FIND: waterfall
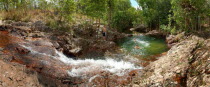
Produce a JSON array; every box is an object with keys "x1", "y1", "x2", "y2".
[
  {"x1": 56, "y1": 48, "x2": 142, "y2": 77},
  {"x1": 20, "y1": 44, "x2": 142, "y2": 78}
]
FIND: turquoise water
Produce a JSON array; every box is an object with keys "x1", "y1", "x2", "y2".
[{"x1": 117, "y1": 35, "x2": 168, "y2": 57}]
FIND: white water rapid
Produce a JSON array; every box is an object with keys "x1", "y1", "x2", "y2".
[{"x1": 21, "y1": 44, "x2": 142, "y2": 79}]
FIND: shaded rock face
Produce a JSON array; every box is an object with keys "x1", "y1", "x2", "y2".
[
  {"x1": 54, "y1": 32, "x2": 117, "y2": 58},
  {"x1": 132, "y1": 35, "x2": 210, "y2": 87},
  {"x1": 145, "y1": 30, "x2": 166, "y2": 38},
  {"x1": 130, "y1": 24, "x2": 147, "y2": 33}
]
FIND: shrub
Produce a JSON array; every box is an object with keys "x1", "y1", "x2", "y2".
[
  {"x1": 111, "y1": 8, "x2": 137, "y2": 32},
  {"x1": 160, "y1": 24, "x2": 177, "y2": 34}
]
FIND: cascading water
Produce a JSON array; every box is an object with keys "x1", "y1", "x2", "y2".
[
  {"x1": 56, "y1": 51, "x2": 142, "y2": 77},
  {"x1": 20, "y1": 44, "x2": 142, "y2": 82},
  {"x1": 1, "y1": 32, "x2": 168, "y2": 86}
]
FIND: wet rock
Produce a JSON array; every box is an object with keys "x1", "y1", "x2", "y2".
[
  {"x1": 31, "y1": 39, "x2": 53, "y2": 47},
  {"x1": 69, "y1": 47, "x2": 82, "y2": 54},
  {"x1": 15, "y1": 47, "x2": 30, "y2": 54},
  {"x1": 145, "y1": 30, "x2": 166, "y2": 38},
  {"x1": 130, "y1": 24, "x2": 147, "y2": 33},
  {"x1": 52, "y1": 42, "x2": 60, "y2": 49}
]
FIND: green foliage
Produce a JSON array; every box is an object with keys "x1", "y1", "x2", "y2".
[
  {"x1": 136, "y1": 0, "x2": 172, "y2": 29},
  {"x1": 115, "y1": 0, "x2": 131, "y2": 11},
  {"x1": 111, "y1": 11, "x2": 132, "y2": 32},
  {"x1": 160, "y1": 14, "x2": 177, "y2": 34},
  {"x1": 79, "y1": 0, "x2": 106, "y2": 19},
  {"x1": 132, "y1": 10, "x2": 144, "y2": 27},
  {"x1": 54, "y1": 0, "x2": 75, "y2": 22},
  {"x1": 171, "y1": 0, "x2": 209, "y2": 31},
  {"x1": 0, "y1": 0, "x2": 208, "y2": 34},
  {"x1": 111, "y1": 7, "x2": 137, "y2": 32}
]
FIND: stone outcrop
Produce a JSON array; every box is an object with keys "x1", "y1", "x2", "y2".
[
  {"x1": 0, "y1": 59, "x2": 43, "y2": 87},
  {"x1": 0, "y1": 25, "x2": 140, "y2": 87},
  {"x1": 0, "y1": 22, "x2": 134, "y2": 86},
  {"x1": 1, "y1": 21, "x2": 126, "y2": 58},
  {"x1": 130, "y1": 24, "x2": 147, "y2": 33},
  {"x1": 166, "y1": 32, "x2": 185, "y2": 48},
  {"x1": 1, "y1": 20, "x2": 209, "y2": 86},
  {"x1": 145, "y1": 30, "x2": 166, "y2": 38},
  {"x1": 130, "y1": 35, "x2": 210, "y2": 87}
]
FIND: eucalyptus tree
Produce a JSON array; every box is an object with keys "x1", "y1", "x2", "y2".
[
  {"x1": 50, "y1": 0, "x2": 75, "y2": 22},
  {"x1": 111, "y1": 0, "x2": 140, "y2": 32},
  {"x1": 171, "y1": 0, "x2": 209, "y2": 31},
  {"x1": 0, "y1": 0, "x2": 11, "y2": 11},
  {"x1": 136, "y1": 0, "x2": 171, "y2": 30}
]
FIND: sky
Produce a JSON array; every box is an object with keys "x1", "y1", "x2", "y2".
[{"x1": 130, "y1": 0, "x2": 139, "y2": 9}]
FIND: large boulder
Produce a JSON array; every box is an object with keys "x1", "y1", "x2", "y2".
[
  {"x1": 145, "y1": 30, "x2": 166, "y2": 38},
  {"x1": 130, "y1": 24, "x2": 147, "y2": 33},
  {"x1": 166, "y1": 32, "x2": 185, "y2": 48}
]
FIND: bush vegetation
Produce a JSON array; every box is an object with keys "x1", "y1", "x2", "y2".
[{"x1": 0, "y1": 0, "x2": 209, "y2": 34}]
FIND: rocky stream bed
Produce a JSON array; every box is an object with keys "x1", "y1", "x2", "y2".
[{"x1": 0, "y1": 21, "x2": 209, "y2": 87}]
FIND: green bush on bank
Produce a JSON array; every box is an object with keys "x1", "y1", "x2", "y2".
[{"x1": 111, "y1": 7, "x2": 140, "y2": 32}]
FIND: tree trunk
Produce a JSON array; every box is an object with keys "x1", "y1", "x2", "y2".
[
  {"x1": 4, "y1": 1, "x2": 9, "y2": 12},
  {"x1": 107, "y1": 0, "x2": 112, "y2": 30}
]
